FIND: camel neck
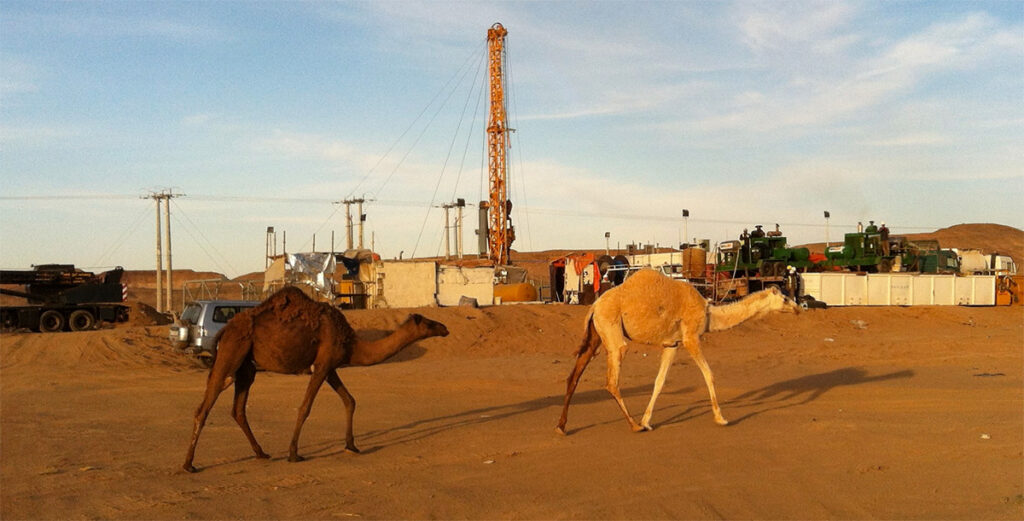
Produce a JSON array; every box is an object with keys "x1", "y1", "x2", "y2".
[
  {"x1": 707, "y1": 293, "x2": 773, "y2": 332},
  {"x1": 349, "y1": 324, "x2": 420, "y2": 366}
]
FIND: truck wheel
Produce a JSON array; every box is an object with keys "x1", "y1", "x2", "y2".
[
  {"x1": 69, "y1": 310, "x2": 96, "y2": 331},
  {"x1": 39, "y1": 310, "x2": 65, "y2": 332},
  {"x1": 877, "y1": 258, "x2": 893, "y2": 273}
]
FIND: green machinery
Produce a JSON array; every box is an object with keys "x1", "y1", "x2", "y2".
[
  {"x1": 892, "y1": 239, "x2": 960, "y2": 274},
  {"x1": 824, "y1": 233, "x2": 959, "y2": 274},
  {"x1": 824, "y1": 231, "x2": 898, "y2": 272},
  {"x1": 716, "y1": 227, "x2": 816, "y2": 278}
]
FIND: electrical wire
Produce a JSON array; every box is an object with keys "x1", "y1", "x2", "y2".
[
  {"x1": 91, "y1": 202, "x2": 152, "y2": 268},
  {"x1": 450, "y1": 49, "x2": 488, "y2": 202},
  {"x1": 371, "y1": 41, "x2": 488, "y2": 200},
  {"x1": 2, "y1": 193, "x2": 942, "y2": 231},
  {"x1": 170, "y1": 199, "x2": 240, "y2": 276},
  {"x1": 343, "y1": 41, "x2": 486, "y2": 201},
  {"x1": 0, "y1": 194, "x2": 138, "y2": 201},
  {"x1": 505, "y1": 41, "x2": 533, "y2": 252},
  {"x1": 409, "y1": 41, "x2": 487, "y2": 258}
]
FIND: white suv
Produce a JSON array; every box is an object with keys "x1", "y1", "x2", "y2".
[{"x1": 169, "y1": 300, "x2": 259, "y2": 360}]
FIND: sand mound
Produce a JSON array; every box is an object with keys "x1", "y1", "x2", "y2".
[
  {"x1": 127, "y1": 301, "x2": 172, "y2": 326},
  {"x1": 0, "y1": 326, "x2": 201, "y2": 371}
]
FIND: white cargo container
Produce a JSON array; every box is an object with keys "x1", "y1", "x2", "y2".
[{"x1": 801, "y1": 272, "x2": 996, "y2": 306}]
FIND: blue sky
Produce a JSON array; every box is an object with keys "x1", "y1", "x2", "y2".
[{"x1": 2, "y1": 1, "x2": 1022, "y2": 278}]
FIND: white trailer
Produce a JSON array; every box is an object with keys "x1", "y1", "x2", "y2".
[{"x1": 800, "y1": 272, "x2": 997, "y2": 306}]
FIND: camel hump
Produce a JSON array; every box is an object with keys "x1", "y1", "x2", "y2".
[
  {"x1": 622, "y1": 269, "x2": 663, "y2": 285},
  {"x1": 617, "y1": 268, "x2": 702, "y2": 303}
]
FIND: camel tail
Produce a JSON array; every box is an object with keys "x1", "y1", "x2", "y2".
[{"x1": 573, "y1": 309, "x2": 598, "y2": 356}]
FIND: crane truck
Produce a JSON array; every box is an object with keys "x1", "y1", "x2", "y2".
[{"x1": 0, "y1": 265, "x2": 130, "y2": 332}]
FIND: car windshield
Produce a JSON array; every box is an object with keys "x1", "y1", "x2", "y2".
[{"x1": 180, "y1": 304, "x2": 201, "y2": 323}]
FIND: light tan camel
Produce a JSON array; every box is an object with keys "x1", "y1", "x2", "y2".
[
  {"x1": 183, "y1": 286, "x2": 449, "y2": 473},
  {"x1": 556, "y1": 269, "x2": 799, "y2": 434}
]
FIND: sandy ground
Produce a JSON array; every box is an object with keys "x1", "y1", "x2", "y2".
[{"x1": 2, "y1": 304, "x2": 1022, "y2": 520}]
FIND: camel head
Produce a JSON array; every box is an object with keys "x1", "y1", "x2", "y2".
[
  {"x1": 405, "y1": 313, "x2": 450, "y2": 339},
  {"x1": 765, "y1": 285, "x2": 801, "y2": 314}
]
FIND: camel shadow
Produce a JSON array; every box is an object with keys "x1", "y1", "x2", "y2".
[
  {"x1": 301, "y1": 383, "x2": 696, "y2": 457},
  {"x1": 666, "y1": 366, "x2": 915, "y2": 426}
]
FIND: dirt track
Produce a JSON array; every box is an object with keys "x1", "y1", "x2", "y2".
[{"x1": 2, "y1": 304, "x2": 1022, "y2": 519}]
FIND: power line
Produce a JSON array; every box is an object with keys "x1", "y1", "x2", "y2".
[
  {"x1": 170, "y1": 198, "x2": 240, "y2": 276},
  {"x1": 92, "y1": 203, "x2": 151, "y2": 268},
  {"x1": 2, "y1": 192, "x2": 945, "y2": 231},
  {"x1": 0, "y1": 194, "x2": 139, "y2": 201}
]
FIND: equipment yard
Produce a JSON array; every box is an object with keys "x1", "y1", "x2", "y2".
[
  {"x1": 2, "y1": 302, "x2": 1021, "y2": 519},
  {"x1": 4, "y1": 5, "x2": 1024, "y2": 520}
]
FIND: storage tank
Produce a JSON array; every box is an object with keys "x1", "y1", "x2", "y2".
[
  {"x1": 494, "y1": 282, "x2": 537, "y2": 303},
  {"x1": 959, "y1": 250, "x2": 988, "y2": 274},
  {"x1": 683, "y1": 247, "x2": 707, "y2": 279}
]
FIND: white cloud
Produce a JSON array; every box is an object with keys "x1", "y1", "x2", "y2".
[
  {"x1": 60, "y1": 13, "x2": 227, "y2": 43},
  {"x1": 860, "y1": 133, "x2": 951, "y2": 147},
  {"x1": 690, "y1": 10, "x2": 1023, "y2": 136},
  {"x1": 736, "y1": 1, "x2": 858, "y2": 54},
  {"x1": 0, "y1": 55, "x2": 40, "y2": 100},
  {"x1": 180, "y1": 113, "x2": 217, "y2": 127},
  {"x1": 0, "y1": 124, "x2": 79, "y2": 144}
]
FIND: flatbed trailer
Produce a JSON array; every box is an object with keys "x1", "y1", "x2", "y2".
[{"x1": 1, "y1": 265, "x2": 130, "y2": 332}]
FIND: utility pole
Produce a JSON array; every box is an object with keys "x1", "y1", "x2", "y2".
[
  {"x1": 438, "y1": 200, "x2": 460, "y2": 260},
  {"x1": 335, "y1": 197, "x2": 370, "y2": 251},
  {"x1": 344, "y1": 203, "x2": 353, "y2": 250},
  {"x1": 455, "y1": 198, "x2": 465, "y2": 259},
  {"x1": 437, "y1": 199, "x2": 468, "y2": 260},
  {"x1": 357, "y1": 199, "x2": 365, "y2": 249},
  {"x1": 143, "y1": 189, "x2": 183, "y2": 313},
  {"x1": 153, "y1": 196, "x2": 162, "y2": 312},
  {"x1": 164, "y1": 195, "x2": 173, "y2": 312},
  {"x1": 443, "y1": 204, "x2": 451, "y2": 260}
]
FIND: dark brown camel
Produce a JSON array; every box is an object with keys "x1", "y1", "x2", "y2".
[{"x1": 182, "y1": 286, "x2": 449, "y2": 473}]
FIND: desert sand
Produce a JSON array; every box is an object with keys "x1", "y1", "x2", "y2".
[{"x1": 2, "y1": 302, "x2": 1022, "y2": 520}]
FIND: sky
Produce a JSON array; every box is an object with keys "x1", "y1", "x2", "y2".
[{"x1": 2, "y1": 1, "x2": 1022, "y2": 278}]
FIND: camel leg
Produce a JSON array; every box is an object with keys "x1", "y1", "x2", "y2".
[
  {"x1": 325, "y1": 370, "x2": 360, "y2": 453},
  {"x1": 231, "y1": 360, "x2": 269, "y2": 460},
  {"x1": 555, "y1": 329, "x2": 601, "y2": 435},
  {"x1": 287, "y1": 367, "x2": 331, "y2": 462},
  {"x1": 182, "y1": 344, "x2": 249, "y2": 473},
  {"x1": 684, "y1": 334, "x2": 728, "y2": 425},
  {"x1": 640, "y1": 346, "x2": 678, "y2": 430},
  {"x1": 605, "y1": 343, "x2": 645, "y2": 432}
]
